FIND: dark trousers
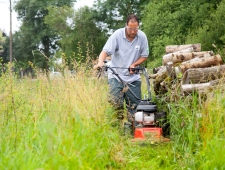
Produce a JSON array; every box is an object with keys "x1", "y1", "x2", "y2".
[{"x1": 108, "y1": 78, "x2": 141, "y2": 118}]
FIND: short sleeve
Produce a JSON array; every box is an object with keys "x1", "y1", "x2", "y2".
[
  {"x1": 140, "y1": 34, "x2": 149, "y2": 57},
  {"x1": 102, "y1": 32, "x2": 118, "y2": 56}
]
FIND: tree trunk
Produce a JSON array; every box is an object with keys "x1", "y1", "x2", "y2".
[
  {"x1": 172, "y1": 51, "x2": 214, "y2": 64},
  {"x1": 181, "y1": 78, "x2": 225, "y2": 94},
  {"x1": 165, "y1": 43, "x2": 201, "y2": 54},
  {"x1": 182, "y1": 65, "x2": 225, "y2": 84},
  {"x1": 176, "y1": 54, "x2": 223, "y2": 74},
  {"x1": 162, "y1": 47, "x2": 194, "y2": 65}
]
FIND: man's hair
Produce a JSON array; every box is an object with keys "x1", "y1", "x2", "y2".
[{"x1": 126, "y1": 14, "x2": 140, "y2": 25}]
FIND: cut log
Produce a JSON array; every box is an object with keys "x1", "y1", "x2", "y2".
[
  {"x1": 182, "y1": 65, "x2": 225, "y2": 84},
  {"x1": 151, "y1": 64, "x2": 178, "y2": 95},
  {"x1": 162, "y1": 47, "x2": 194, "y2": 65},
  {"x1": 149, "y1": 66, "x2": 167, "y2": 80},
  {"x1": 172, "y1": 51, "x2": 214, "y2": 64},
  {"x1": 165, "y1": 43, "x2": 201, "y2": 54},
  {"x1": 153, "y1": 66, "x2": 164, "y2": 74},
  {"x1": 181, "y1": 78, "x2": 225, "y2": 94},
  {"x1": 175, "y1": 54, "x2": 223, "y2": 75},
  {"x1": 166, "y1": 62, "x2": 176, "y2": 79},
  {"x1": 150, "y1": 66, "x2": 169, "y2": 95},
  {"x1": 182, "y1": 83, "x2": 211, "y2": 93}
]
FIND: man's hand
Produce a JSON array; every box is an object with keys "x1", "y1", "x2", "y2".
[
  {"x1": 93, "y1": 51, "x2": 108, "y2": 70},
  {"x1": 93, "y1": 62, "x2": 104, "y2": 70},
  {"x1": 129, "y1": 64, "x2": 136, "y2": 74},
  {"x1": 129, "y1": 57, "x2": 147, "y2": 74}
]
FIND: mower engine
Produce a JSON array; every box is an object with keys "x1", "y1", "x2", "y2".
[
  {"x1": 135, "y1": 100, "x2": 157, "y2": 126},
  {"x1": 133, "y1": 100, "x2": 168, "y2": 140}
]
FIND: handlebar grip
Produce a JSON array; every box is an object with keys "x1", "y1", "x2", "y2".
[
  {"x1": 128, "y1": 67, "x2": 139, "y2": 74},
  {"x1": 128, "y1": 67, "x2": 144, "y2": 74},
  {"x1": 128, "y1": 68, "x2": 134, "y2": 72}
]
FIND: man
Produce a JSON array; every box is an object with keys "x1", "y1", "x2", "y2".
[{"x1": 94, "y1": 14, "x2": 149, "y2": 130}]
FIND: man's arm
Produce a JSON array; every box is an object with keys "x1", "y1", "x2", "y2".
[
  {"x1": 93, "y1": 51, "x2": 108, "y2": 69},
  {"x1": 131, "y1": 57, "x2": 147, "y2": 67},
  {"x1": 129, "y1": 57, "x2": 147, "y2": 73}
]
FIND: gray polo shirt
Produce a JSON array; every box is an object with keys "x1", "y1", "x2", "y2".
[{"x1": 103, "y1": 27, "x2": 149, "y2": 83}]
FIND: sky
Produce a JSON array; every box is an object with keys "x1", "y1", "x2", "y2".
[{"x1": 0, "y1": 0, "x2": 95, "y2": 35}]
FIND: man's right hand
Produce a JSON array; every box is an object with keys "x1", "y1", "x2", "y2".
[
  {"x1": 93, "y1": 63, "x2": 104, "y2": 70},
  {"x1": 93, "y1": 65, "x2": 99, "y2": 70},
  {"x1": 93, "y1": 51, "x2": 108, "y2": 70}
]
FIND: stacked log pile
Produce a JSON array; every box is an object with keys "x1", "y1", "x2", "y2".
[{"x1": 150, "y1": 43, "x2": 225, "y2": 96}]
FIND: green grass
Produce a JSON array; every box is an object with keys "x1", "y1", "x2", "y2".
[{"x1": 0, "y1": 69, "x2": 225, "y2": 169}]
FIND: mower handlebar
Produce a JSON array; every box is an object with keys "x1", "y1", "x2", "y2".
[{"x1": 94, "y1": 62, "x2": 152, "y2": 101}]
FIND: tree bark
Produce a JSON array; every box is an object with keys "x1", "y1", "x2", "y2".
[
  {"x1": 181, "y1": 78, "x2": 225, "y2": 94},
  {"x1": 172, "y1": 51, "x2": 214, "y2": 64},
  {"x1": 162, "y1": 47, "x2": 194, "y2": 65},
  {"x1": 176, "y1": 54, "x2": 223, "y2": 74},
  {"x1": 182, "y1": 65, "x2": 225, "y2": 84},
  {"x1": 165, "y1": 43, "x2": 201, "y2": 54}
]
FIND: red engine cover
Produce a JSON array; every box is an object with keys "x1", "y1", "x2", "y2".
[{"x1": 134, "y1": 127, "x2": 162, "y2": 139}]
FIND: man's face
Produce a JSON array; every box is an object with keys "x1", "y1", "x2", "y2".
[{"x1": 126, "y1": 21, "x2": 139, "y2": 39}]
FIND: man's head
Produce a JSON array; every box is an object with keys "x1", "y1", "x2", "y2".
[{"x1": 125, "y1": 14, "x2": 140, "y2": 39}]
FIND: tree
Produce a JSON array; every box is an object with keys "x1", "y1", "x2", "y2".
[
  {"x1": 0, "y1": 30, "x2": 8, "y2": 64},
  {"x1": 93, "y1": 0, "x2": 149, "y2": 33},
  {"x1": 142, "y1": 0, "x2": 223, "y2": 67},
  {"x1": 0, "y1": 30, "x2": 5, "y2": 75},
  {"x1": 45, "y1": 6, "x2": 107, "y2": 69},
  {"x1": 0, "y1": 30, "x2": 5, "y2": 57},
  {"x1": 70, "y1": 6, "x2": 106, "y2": 58},
  {"x1": 13, "y1": 0, "x2": 76, "y2": 70},
  {"x1": 186, "y1": 0, "x2": 225, "y2": 53}
]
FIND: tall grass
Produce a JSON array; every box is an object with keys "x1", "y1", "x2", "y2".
[
  {"x1": 0, "y1": 70, "x2": 124, "y2": 169},
  {"x1": 167, "y1": 86, "x2": 225, "y2": 169},
  {"x1": 0, "y1": 67, "x2": 224, "y2": 169}
]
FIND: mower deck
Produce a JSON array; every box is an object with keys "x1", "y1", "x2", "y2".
[
  {"x1": 132, "y1": 127, "x2": 170, "y2": 143},
  {"x1": 134, "y1": 127, "x2": 162, "y2": 138}
]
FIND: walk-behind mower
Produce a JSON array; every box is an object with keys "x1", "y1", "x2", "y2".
[{"x1": 98, "y1": 61, "x2": 170, "y2": 142}]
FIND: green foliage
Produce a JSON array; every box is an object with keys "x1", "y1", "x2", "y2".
[
  {"x1": 186, "y1": 0, "x2": 225, "y2": 53},
  {"x1": 0, "y1": 30, "x2": 5, "y2": 54},
  {"x1": 93, "y1": 0, "x2": 149, "y2": 32},
  {"x1": 70, "y1": 7, "x2": 106, "y2": 57},
  {"x1": 6, "y1": 0, "x2": 225, "y2": 72},
  {"x1": 143, "y1": 0, "x2": 193, "y2": 59},
  {"x1": 0, "y1": 31, "x2": 6, "y2": 76},
  {"x1": 13, "y1": 0, "x2": 76, "y2": 70},
  {"x1": 45, "y1": 6, "x2": 106, "y2": 64},
  {"x1": 142, "y1": 0, "x2": 224, "y2": 67}
]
